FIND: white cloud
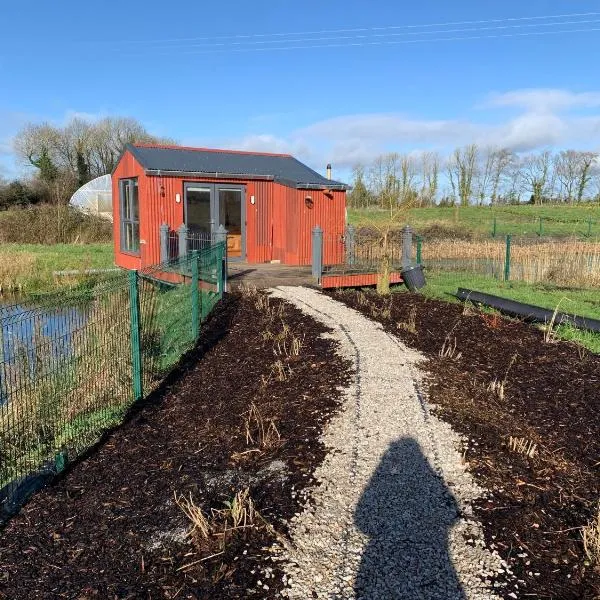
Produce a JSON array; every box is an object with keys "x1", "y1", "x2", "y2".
[
  {"x1": 486, "y1": 89, "x2": 600, "y2": 112},
  {"x1": 227, "y1": 90, "x2": 600, "y2": 172}
]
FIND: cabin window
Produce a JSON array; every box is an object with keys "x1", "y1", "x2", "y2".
[{"x1": 120, "y1": 178, "x2": 139, "y2": 254}]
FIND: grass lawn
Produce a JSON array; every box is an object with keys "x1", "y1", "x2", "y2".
[
  {"x1": 401, "y1": 270, "x2": 600, "y2": 352},
  {"x1": 349, "y1": 204, "x2": 600, "y2": 238},
  {"x1": 0, "y1": 243, "x2": 114, "y2": 295}
]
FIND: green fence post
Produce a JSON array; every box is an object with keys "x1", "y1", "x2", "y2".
[
  {"x1": 416, "y1": 236, "x2": 422, "y2": 265},
  {"x1": 588, "y1": 218, "x2": 593, "y2": 237},
  {"x1": 128, "y1": 270, "x2": 143, "y2": 401},
  {"x1": 492, "y1": 217, "x2": 497, "y2": 238},
  {"x1": 504, "y1": 234, "x2": 512, "y2": 282},
  {"x1": 538, "y1": 216, "x2": 543, "y2": 237},
  {"x1": 191, "y1": 251, "x2": 200, "y2": 342}
]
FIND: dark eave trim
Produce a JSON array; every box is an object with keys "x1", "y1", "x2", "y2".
[
  {"x1": 145, "y1": 169, "x2": 274, "y2": 181},
  {"x1": 296, "y1": 182, "x2": 349, "y2": 191}
]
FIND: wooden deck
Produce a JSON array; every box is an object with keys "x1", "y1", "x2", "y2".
[
  {"x1": 228, "y1": 262, "x2": 403, "y2": 290},
  {"x1": 228, "y1": 263, "x2": 315, "y2": 289}
]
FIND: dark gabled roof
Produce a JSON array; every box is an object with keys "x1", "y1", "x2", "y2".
[{"x1": 126, "y1": 144, "x2": 348, "y2": 190}]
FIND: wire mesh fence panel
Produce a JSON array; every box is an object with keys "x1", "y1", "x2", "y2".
[
  {"x1": 420, "y1": 236, "x2": 600, "y2": 287},
  {"x1": 167, "y1": 230, "x2": 214, "y2": 260},
  {"x1": 322, "y1": 227, "x2": 410, "y2": 274},
  {"x1": 0, "y1": 241, "x2": 226, "y2": 512},
  {"x1": 0, "y1": 273, "x2": 133, "y2": 500}
]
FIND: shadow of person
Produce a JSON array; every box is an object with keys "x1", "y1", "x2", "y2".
[{"x1": 354, "y1": 437, "x2": 466, "y2": 600}]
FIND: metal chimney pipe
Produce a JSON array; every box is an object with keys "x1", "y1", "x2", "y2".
[{"x1": 326, "y1": 163, "x2": 332, "y2": 180}]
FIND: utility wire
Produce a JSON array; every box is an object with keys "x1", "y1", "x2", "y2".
[
  {"x1": 122, "y1": 26, "x2": 600, "y2": 57},
  {"x1": 100, "y1": 11, "x2": 600, "y2": 46},
  {"x1": 127, "y1": 18, "x2": 600, "y2": 50}
]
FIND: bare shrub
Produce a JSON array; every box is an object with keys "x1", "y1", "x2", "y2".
[{"x1": 0, "y1": 205, "x2": 112, "y2": 244}]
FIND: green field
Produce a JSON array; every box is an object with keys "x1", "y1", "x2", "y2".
[
  {"x1": 349, "y1": 204, "x2": 600, "y2": 238},
  {"x1": 400, "y1": 271, "x2": 600, "y2": 353},
  {"x1": 0, "y1": 243, "x2": 114, "y2": 295}
]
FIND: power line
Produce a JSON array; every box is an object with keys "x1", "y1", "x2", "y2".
[
  {"x1": 128, "y1": 18, "x2": 600, "y2": 50},
  {"x1": 122, "y1": 26, "x2": 600, "y2": 57},
  {"x1": 101, "y1": 11, "x2": 600, "y2": 46}
]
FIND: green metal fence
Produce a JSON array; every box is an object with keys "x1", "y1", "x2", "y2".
[
  {"x1": 0, "y1": 242, "x2": 226, "y2": 513},
  {"x1": 418, "y1": 235, "x2": 600, "y2": 287}
]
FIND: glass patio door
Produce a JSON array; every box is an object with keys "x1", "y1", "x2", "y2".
[
  {"x1": 184, "y1": 183, "x2": 245, "y2": 259},
  {"x1": 217, "y1": 186, "x2": 244, "y2": 259}
]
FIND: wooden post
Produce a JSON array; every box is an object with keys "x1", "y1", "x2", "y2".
[
  {"x1": 416, "y1": 235, "x2": 422, "y2": 265},
  {"x1": 492, "y1": 217, "x2": 497, "y2": 238},
  {"x1": 401, "y1": 225, "x2": 413, "y2": 268},
  {"x1": 538, "y1": 217, "x2": 543, "y2": 237},
  {"x1": 312, "y1": 226, "x2": 323, "y2": 281},
  {"x1": 159, "y1": 223, "x2": 169, "y2": 263},
  {"x1": 504, "y1": 235, "x2": 512, "y2": 282},
  {"x1": 178, "y1": 224, "x2": 188, "y2": 259},
  {"x1": 128, "y1": 270, "x2": 143, "y2": 401}
]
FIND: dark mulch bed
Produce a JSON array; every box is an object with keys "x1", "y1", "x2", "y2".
[
  {"x1": 330, "y1": 288, "x2": 600, "y2": 600},
  {"x1": 0, "y1": 291, "x2": 351, "y2": 599}
]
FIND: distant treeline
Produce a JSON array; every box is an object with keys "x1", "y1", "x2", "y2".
[
  {"x1": 1, "y1": 115, "x2": 173, "y2": 209},
  {"x1": 348, "y1": 147, "x2": 600, "y2": 208}
]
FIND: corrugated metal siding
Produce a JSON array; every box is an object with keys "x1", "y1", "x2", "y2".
[{"x1": 279, "y1": 186, "x2": 346, "y2": 266}]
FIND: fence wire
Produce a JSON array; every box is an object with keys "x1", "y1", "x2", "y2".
[{"x1": 0, "y1": 242, "x2": 225, "y2": 512}]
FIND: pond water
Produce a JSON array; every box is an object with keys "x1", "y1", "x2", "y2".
[{"x1": 0, "y1": 299, "x2": 89, "y2": 403}]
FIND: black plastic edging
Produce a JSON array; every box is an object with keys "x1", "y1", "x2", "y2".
[{"x1": 455, "y1": 288, "x2": 600, "y2": 334}]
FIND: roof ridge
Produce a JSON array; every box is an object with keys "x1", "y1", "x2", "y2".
[{"x1": 132, "y1": 143, "x2": 293, "y2": 158}]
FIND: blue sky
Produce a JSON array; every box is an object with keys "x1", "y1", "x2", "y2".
[{"x1": 1, "y1": 0, "x2": 600, "y2": 181}]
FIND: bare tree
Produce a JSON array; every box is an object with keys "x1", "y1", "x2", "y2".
[
  {"x1": 448, "y1": 144, "x2": 478, "y2": 205},
  {"x1": 398, "y1": 154, "x2": 418, "y2": 205},
  {"x1": 348, "y1": 164, "x2": 371, "y2": 208},
  {"x1": 419, "y1": 151, "x2": 439, "y2": 206},
  {"x1": 14, "y1": 116, "x2": 174, "y2": 185},
  {"x1": 489, "y1": 148, "x2": 514, "y2": 205},
  {"x1": 520, "y1": 151, "x2": 553, "y2": 204},
  {"x1": 475, "y1": 147, "x2": 496, "y2": 205}
]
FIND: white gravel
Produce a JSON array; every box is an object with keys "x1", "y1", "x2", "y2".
[{"x1": 267, "y1": 286, "x2": 511, "y2": 600}]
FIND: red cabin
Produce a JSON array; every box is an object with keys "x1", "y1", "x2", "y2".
[{"x1": 112, "y1": 143, "x2": 349, "y2": 270}]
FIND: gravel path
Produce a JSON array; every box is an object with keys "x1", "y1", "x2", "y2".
[{"x1": 268, "y1": 287, "x2": 511, "y2": 600}]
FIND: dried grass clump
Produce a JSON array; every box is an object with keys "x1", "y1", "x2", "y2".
[
  {"x1": 0, "y1": 252, "x2": 36, "y2": 293},
  {"x1": 439, "y1": 336, "x2": 462, "y2": 360},
  {"x1": 397, "y1": 306, "x2": 417, "y2": 333},
  {"x1": 507, "y1": 436, "x2": 538, "y2": 458},
  {"x1": 239, "y1": 283, "x2": 259, "y2": 298},
  {"x1": 174, "y1": 491, "x2": 211, "y2": 540},
  {"x1": 488, "y1": 379, "x2": 505, "y2": 401},
  {"x1": 244, "y1": 402, "x2": 281, "y2": 449},
  {"x1": 582, "y1": 503, "x2": 600, "y2": 565}
]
